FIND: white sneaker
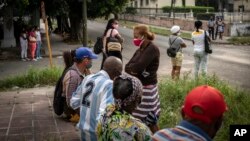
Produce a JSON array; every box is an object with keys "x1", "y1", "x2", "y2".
[
  {"x1": 25, "y1": 58, "x2": 30, "y2": 61},
  {"x1": 32, "y1": 59, "x2": 37, "y2": 61},
  {"x1": 39, "y1": 57, "x2": 43, "y2": 59},
  {"x1": 22, "y1": 59, "x2": 26, "y2": 61}
]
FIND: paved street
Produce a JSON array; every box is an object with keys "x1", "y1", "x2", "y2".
[
  {"x1": 1, "y1": 20, "x2": 249, "y2": 90},
  {"x1": 0, "y1": 20, "x2": 250, "y2": 141}
]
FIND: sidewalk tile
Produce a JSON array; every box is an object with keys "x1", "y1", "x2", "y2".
[
  {"x1": 10, "y1": 117, "x2": 32, "y2": 127},
  {"x1": 61, "y1": 131, "x2": 80, "y2": 141},
  {"x1": 0, "y1": 97, "x2": 15, "y2": 105},
  {"x1": 7, "y1": 134, "x2": 33, "y2": 141},
  {"x1": 13, "y1": 104, "x2": 32, "y2": 117},
  {"x1": 34, "y1": 125, "x2": 57, "y2": 134},
  {"x1": 34, "y1": 119, "x2": 56, "y2": 127},
  {"x1": 15, "y1": 93, "x2": 33, "y2": 98},
  {"x1": 0, "y1": 136, "x2": 6, "y2": 141},
  {"x1": 0, "y1": 118, "x2": 10, "y2": 128},
  {"x1": 0, "y1": 128, "x2": 7, "y2": 135},
  {"x1": 0, "y1": 106, "x2": 12, "y2": 118},
  {"x1": 35, "y1": 133, "x2": 60, "y2": 141},
  {"x1": 8, "y1": 127, "x2": 33, "y2": 135},
  {"x1": 15, "y1": 98, "x2": 34, "y2": 104}
]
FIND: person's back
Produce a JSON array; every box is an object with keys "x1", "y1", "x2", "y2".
[
  {"x1": 191, "y1": 29, "x2": 207, "y2": 52},
  {"x1": 70, "y1": 70, "x2": 113, "y2": 140},
  {"x1": 153, "y1": 85, "x2": 227, "y2": 141},
  {"x1": 70, "y1": 56, "x2": 123, "y2": 141}
]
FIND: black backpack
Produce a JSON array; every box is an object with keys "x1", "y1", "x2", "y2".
[
  {"x1": 53, "y1": 68, "x2": 75, "y2": 116},
  {"x1": 167, "y1": 37, "x2": 180, "y2": 58},
  {"x1": 93, "y1": 36, "x2": 103, "y2": 54}
]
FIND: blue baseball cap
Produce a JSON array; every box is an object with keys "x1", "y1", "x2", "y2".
[{"x1": 75, "y1": 47, "x2": 98, "y2": 60}]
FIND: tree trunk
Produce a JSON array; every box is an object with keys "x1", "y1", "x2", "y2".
[
  {"x1": 69, "y1": 16, "x2": 81, "y2": 41},
  {"x1": 56, "y1": 16, "x2": 62, "y2": 33}
]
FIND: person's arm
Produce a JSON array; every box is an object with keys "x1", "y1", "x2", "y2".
[
  {"x1": 179, "y1": 38, "x2": 187, "y2": 48},
  {"x1": 126, "y1": 44, "x2": 159, "y2": 75},
  {"x1": 64, "y1": 70, "x2": 80, "y2": 106},
  {"x1": 70, "y1": 83, "x2": 83, "y2": 110},
  {"x1": 97, "y1": 82, "x2": 113, "y2": 121},
  {"x1": 205, "y1": 31, "x2": 211, "y2": 42}
]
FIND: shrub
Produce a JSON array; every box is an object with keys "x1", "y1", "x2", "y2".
[
  {"x1": 158, "y1": 74, "x2": 250, "y2": 141},
  {"x1": 197, "y1": 13, "x2": 215, "y2": 20},
  {"x1": 0, "y1": 67, "x2": 62, "y2": 91},
  {"x1": 125, "y1": 7, "x2": 137, "y2": 15},
  {"x1": 162, "y1": 6, "x2": 215, "y2": 16}
]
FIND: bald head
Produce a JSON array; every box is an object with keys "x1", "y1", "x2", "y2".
[{"x1": 103, "y1": 57, "x2": 123, "y2": 80}]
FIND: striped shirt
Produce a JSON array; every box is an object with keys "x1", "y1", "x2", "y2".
[
  {"x1": 153, "y1": 120, "x2": 212, "y2": 141},
  {"x1": 70, "y1": 70, "x2": 114, "y2": 141},
  {"x1": 132, "y1": 84, "x2": 161, "y2": 125}
]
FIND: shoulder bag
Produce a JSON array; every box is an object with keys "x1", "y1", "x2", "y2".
[
  {"x1": 204, "y1": 31, "x2": 212, "y2": 54},
  {"x1": 107, "y1": 29, "x2": 122, "y2": 52}
]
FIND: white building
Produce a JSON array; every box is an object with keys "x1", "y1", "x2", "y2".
[{"x1": 128, "y1": 0, "x2": 195, "y2": 8}]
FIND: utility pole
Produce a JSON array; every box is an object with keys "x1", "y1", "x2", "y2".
[{"x1": 82, "y1": 0, "x2": 88, "y2": 46}]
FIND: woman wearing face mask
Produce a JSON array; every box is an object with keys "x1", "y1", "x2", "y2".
[
  {"x1": 101, "y1": 18, "x2": 124, "y2": 69},
  {"x1": 125, "y1": 24, "x2": 161, "y2": 134},
  {"x1": 62, "y1": 47, "x2": 97, "y2": 122},
  {"x1": 169, "y1": 25, "x2": 187, "y2": 80}
]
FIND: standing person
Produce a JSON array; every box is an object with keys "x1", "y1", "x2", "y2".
[
  {"x1": 153, "y1": 85, "x2": 227, "y2": 141},
  {"x1": 125, "y1": 24, "x2": 161, "y2": 133},
  {"x1": 70, "y1": 56, "x2": 123, "y2": 141},
  {"x1": 101, "y1": 18, "x2": 124, "y2": 69},
  {"x1": 62, "y1": 47, "x2": 97, "y2": 122},
  {"x1": 35, "y1": 26, "x2": 42, "y2": 59},
  {"x1": 97, "y1": 73, "x2": 152, "y2": 141},
  {"x1": 169, "y1": 25, "x2": 187, "y2": 80},
  {"x1": 20, "y1": 28, "x2": 28, "y2": 61},
  {"x1": 217, "y1": 18, "x2": 225, "y2": 40},
  {"x1": 28, "y1": 26, "x2": 37, "y2": 61},
  {"x1": 207, "y1": 17, "x2": 215, "y2": 40},
  {"x1": 191, "y1": 21, "x2": 211, "y2": 79}
]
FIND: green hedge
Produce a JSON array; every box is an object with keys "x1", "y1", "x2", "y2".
[
  {"x1": 125, "y1": 7, "x2": 137, "y2": 14},
  {"x1": 162, "y1": 6, "x2": 214, "y2": 14},
  {"x1": 197, "y1": 13, "x2": 215, "y2": 20}
]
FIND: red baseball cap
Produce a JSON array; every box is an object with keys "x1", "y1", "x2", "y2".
[{"x1": 182, "y1": 85, "x2": 227, "y2": 124}]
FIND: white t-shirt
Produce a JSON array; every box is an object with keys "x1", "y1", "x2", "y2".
[
  {"x1": 35, "y1": 31, "x2": 41, "y2": 41},
  {"x1": 169, "y1": 35, "x2": 185, "y2": 52},
  {"x1": 191, "y1": 30, "x2": 208, "y2": 53}
]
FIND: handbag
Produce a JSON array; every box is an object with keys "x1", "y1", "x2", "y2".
[
  {"x1": 93, "y1": 36, "x2": 103, "y2": 54},
  {"x1": 167, "y1": 37, "x2": 179, "y2": 58},
  {"x1": 107, "y1": 29, "x2": 122, "y2": 52},
  {"x1": 204, "y1": 31, "x2": 212, "y2": 54}
]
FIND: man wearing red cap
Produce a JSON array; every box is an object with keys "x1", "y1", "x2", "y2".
[{"x1": 153, "y1": 85, "x2": 227, "y2": 141}]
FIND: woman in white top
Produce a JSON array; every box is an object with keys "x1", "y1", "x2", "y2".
[
  {"x1": 35, "y1": 26, "x2": 42, "y2": 59},
  {"x1": 191, "y1": 21, "x2": 211, "y2": 78},
  {"x1": 20, "y1": 29, "x2": 28, "y2": 61},
  {"x1": 101, "y1": 18, "x2": 123, "y2": 69}
]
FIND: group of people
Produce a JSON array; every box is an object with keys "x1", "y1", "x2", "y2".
[
  {"x1": 55, "y1": 18, "x2": 228, "y2": 141},
  {"x1": 169, "y1": 20, "x2": 212, "y2": 80},
  {"x1": 207, "y1": 16, "x2": 225, "y2": 40},
  {"x1": 19, "y1": 26, "x2": 42, "y2": 61}
]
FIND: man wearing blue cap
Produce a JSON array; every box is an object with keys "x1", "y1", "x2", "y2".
[
  {"x1": 70, "y1": 56, "x2": 123, "y2": 141},
  {"x1": 62, "y1": 47, "x2": 98, "y2": 122}
]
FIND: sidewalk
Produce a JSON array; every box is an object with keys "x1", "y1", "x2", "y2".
[{"x1": 0, "y1": 87, "x2": 80, "y2": 141}]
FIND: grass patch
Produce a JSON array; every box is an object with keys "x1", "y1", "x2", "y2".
[
  {"x1": 159, "y1": 74, "x2": 250, "y2": 141},
  {"x1": 228, "y1": 36, "x2": 250, "y2": 45},
  {"x1": 0, "y1": 67, "x2": 62, "y2": 91},
  {"x1": 1, "y1": 67, "x2": 249, "y2": 141}
]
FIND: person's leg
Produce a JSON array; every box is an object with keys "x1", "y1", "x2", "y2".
[
  {"x1": 211, "y1": 27, "x2": 215, "y2": 40},
  {"x1": 171, "y1": 66, "x2": 176, "y2": 79},
  {"x1": 24, "y1": 43, "x2": 28, "y2": 59},
  {"x1": 200, "y1": 53, "x2": 208, "y2": 77},
  {"x1": 100, "y1": 52, "x2": 107, "y2": 70},
  {"x1": 194, "y1": 52, "x2": 201, "y2": 79},
  {"x1": 175, "y1": 66, "x2": 181, "y2": 80},
  {"x1": 21, "y1": 43, "x2": 25, "y2": 59}
]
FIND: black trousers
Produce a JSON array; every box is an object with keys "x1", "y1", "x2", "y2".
[
  {"x1": 208, "y1": 27, "x2": 215, "y2": 40},
  {"x1": 100, "y1": 51, "x2": 122, "y2": 70}
]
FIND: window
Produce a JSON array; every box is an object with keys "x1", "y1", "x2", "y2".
[
  {"x1": 135, "y1": 1, "x2": 138, "y2": 7},
  {"x1": 146, "y1": 0, "x2": 149, "y2": 5},
  {"x1": 140, "y1": 0, "x2": 143, "y2": 6}
]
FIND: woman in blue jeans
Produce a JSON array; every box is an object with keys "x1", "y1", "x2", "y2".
[{"x1": 191, "y1": 21, "x2": 211, "y2": 78}]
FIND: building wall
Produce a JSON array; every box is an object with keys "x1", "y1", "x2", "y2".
[
  {"x1": 131, "y1": 0, "x2": 195, "y2": 8},
  {"x1": 234, "y1": 0, "x2": 250, "y2": 12}
]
